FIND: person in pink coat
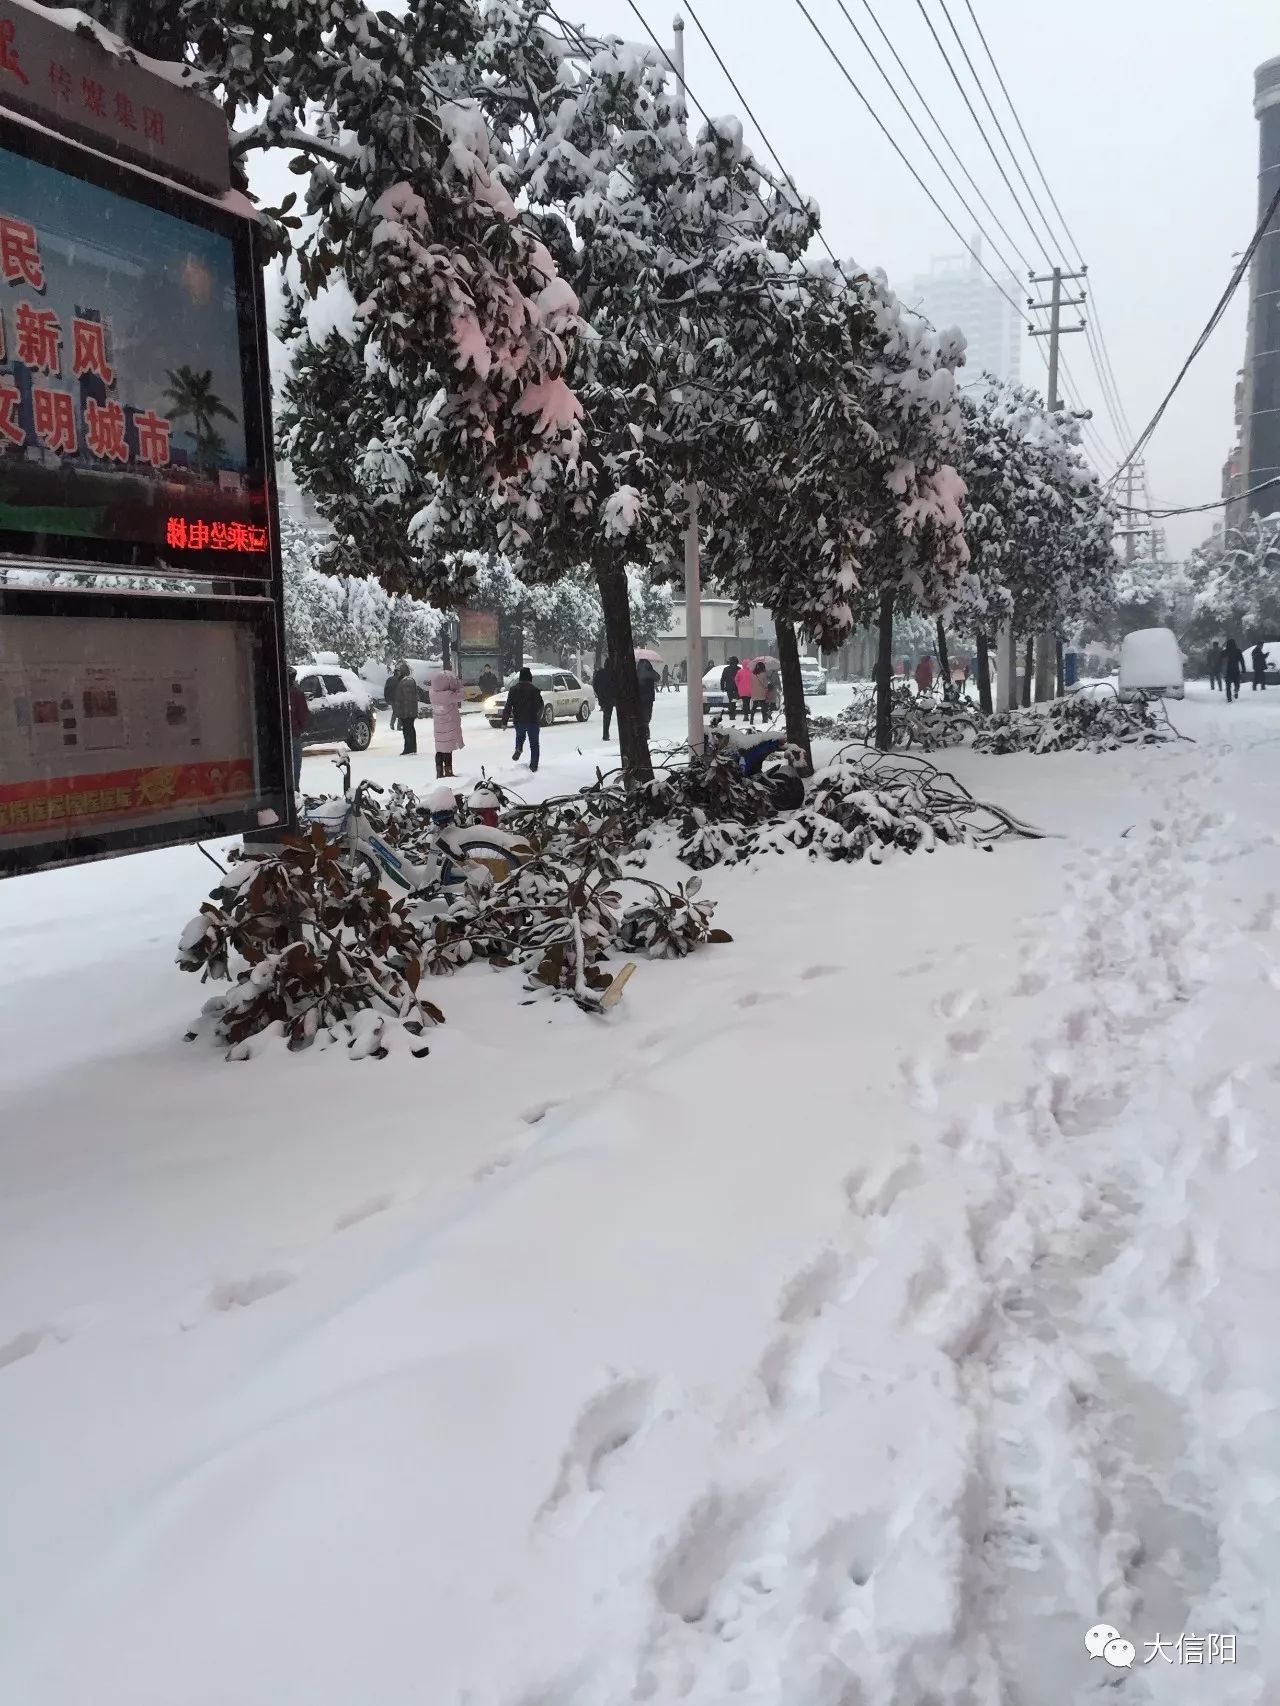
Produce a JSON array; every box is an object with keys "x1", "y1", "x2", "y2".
[
  {"x1": 735, "y1": 658, "x2": 755, "y2": 723},
  {"x1": 429, "y1": 668, "x2": 465, "y2": 778}
]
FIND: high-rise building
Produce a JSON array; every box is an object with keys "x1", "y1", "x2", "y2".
[
  {"x1": 907, "y1": 240, "x2": 1022, "y2": 387},
  {"x1": 1243, "y1": 55, "x2": 1280, "y2": 518}
]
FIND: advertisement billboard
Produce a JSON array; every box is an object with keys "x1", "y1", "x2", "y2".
[
  {"x1": 0, "y1": 116, "x2": 272, "y2": 577},
  {"x1": 0, "y1": 585, "x2": 289, "y2": 875}
]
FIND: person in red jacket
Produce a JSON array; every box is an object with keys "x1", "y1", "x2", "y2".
[
  {"x1": 288, "y1": 670, "x2": 309, "y2": 791},
  {"x1": 913, "y1": 655, "x2": 934, "y2": 697}
]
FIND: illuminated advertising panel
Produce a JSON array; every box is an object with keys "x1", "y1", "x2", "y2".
[{"x1": 0, "y1": 116, "x2": 271, "y2": 576}]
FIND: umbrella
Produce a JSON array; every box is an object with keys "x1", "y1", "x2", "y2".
[
  {"x1": 634, "y1": 648, "x2": 664, "y2": 665},
  {"x1": 748, "y1": 655, "x2": 781, "y2": 671}
]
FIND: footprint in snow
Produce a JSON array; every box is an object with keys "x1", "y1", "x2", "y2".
[
  {"x1": 0, "y1": 1327, "x2": 48, "y2": 1371},
  {"x1": 333, "y1": 1193, "x2": 393, "y2": 1232},
  {"x1": 735, "y1": 990, "x2": 782, "y2": 1010},
  {"x1": 849, "y1": 1156, "x2": 924, "y2": 1219},
  {"x1": 799, "y1": 963, "x2": 843, "y2": 982},
  {"x1": 539, "y1": 1375, "x2": 666, "y2": 1523},
  {"x1": 521, "y1": 1098, "x2": 563, "y2": 1125},
  {"x1": 946, "y1": 1024, "x2": 989, "y2": 1060},
  {"x1": 777, "y1": 1249, "x2": 843, "y2": 1325},
  {"x1": 936, "y1": 987, "x2": 980, "y2": 1022},
  {"x1": 207, "y1": 1270, "x2": 294, "y2": 1312},
  {"x1": 654, "y1": 1485, "x2": 772, "y2": 1624}
]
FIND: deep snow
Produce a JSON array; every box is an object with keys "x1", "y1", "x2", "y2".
[{"x1": 1, "y1": 684, "x2": 1278, "y2": 1705}]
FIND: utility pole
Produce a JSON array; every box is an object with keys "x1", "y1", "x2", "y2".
[
  {"x1": 1125, "y1": 463, "x2": 1137, "y2": 567},
  {"x1": 672, "y1": 13, "x2": 704, "y2": 749},
  {"x1": 1027, "y1": 265, "x2": 1087, "y2": 702}
]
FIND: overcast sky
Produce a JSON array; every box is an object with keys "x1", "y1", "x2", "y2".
[
  {"x1": 579, "y1": 0, "x2": 1278, "y2": 556},
  {"x1": 262, "y1": 0, "x2": 1277, "y2": 559}
]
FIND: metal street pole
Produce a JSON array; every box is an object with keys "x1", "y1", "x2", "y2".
[
  {"x1": 673, "y1": 14, "x2": 704, "y2": 748},
  {"x1": 1028, "y1": 265, "x2": 1087, "y2": 703}
]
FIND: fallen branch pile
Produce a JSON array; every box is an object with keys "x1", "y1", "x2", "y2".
[
  {"x1": 972, "y1": 689, "x2": 1189, "y2": 755},
  {"x1": 809, "y1": 685, "x2": 978, "y2": 752}
]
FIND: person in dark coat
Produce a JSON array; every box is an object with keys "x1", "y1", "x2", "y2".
[
  {"x1": 288, "y1": 669, "x2": 309, "y2": 791},
  {"x1": 382, "y1": 667, "x2": 401, "y2": 731},
  {"x1": 477, "y1": 665, "x2": 500, "y2": 699},
  {"x1": 502, "y1": 666, "x2": 544, "y2": 771},
  {"x1": 1223, "y1": 637, "x2": 1245, "y2": 703},
  {"x1": 720, "y1": 654, "x2": 740, "y2": 721},
  {"x1": 1250, "y1": 641, "x2": 1268, "y2": 691},
  {"x1": 636, "y1": 657, "x2": 659, "y2": 731},
  {"x1": 1206, "y1": 641, "x2": 1223, "y2": 692},
  {"x1": 393, "y1": 662, "x2": 420, "y2": 752},
  {"x1": 592, "y1": 659, "x2": 615, "y2": 740},
  {"x1": 660, "y1": 664, "x2": 672, "y2": 692}
]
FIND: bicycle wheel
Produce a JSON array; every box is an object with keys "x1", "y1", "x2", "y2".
[{"x1": 445, "y1": 835, "x2": 528, "y2": 887}]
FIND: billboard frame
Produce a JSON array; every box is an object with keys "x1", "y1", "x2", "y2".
[
  {"x1": 0, "y1": 107, "x2": 275, "y2": 581},
  {"x1": 0, "y1": 580, "x2": 291, "y2": 876}
]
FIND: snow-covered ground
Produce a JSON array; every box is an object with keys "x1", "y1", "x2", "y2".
[{"x1": 2, "y1": 684, "x2": 1279, "y2": 1705}]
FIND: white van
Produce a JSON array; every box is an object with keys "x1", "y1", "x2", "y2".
[{"x1": 1118, "y1": 627, "x2": 1184, "y2": 701}]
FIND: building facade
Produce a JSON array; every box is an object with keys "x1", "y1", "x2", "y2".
[
  {"x1": 658, "y1": 595, "x2": 774, "y2": 673},
  {"x1": 1243, "y1": 55, "x2": 1280, "y2": 518},
  {"x1": 907, "y1": 245, "x2": 1022, "y2": 387}
]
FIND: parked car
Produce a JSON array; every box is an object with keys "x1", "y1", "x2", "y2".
[
  {"x1": 702, "y1": 662, "x2": 730, "y2": 715},
  {"x1": 800, "y1": 657, "x2": 828, "y2": 696},
  {"x1": 295, "y1": 667, "x2": 377, "y2": 750},
  {"x1": 1117, "y1": 627, "x2": 1184, "y2": 701},
  {"x1": 1252, "y1": 640, "x2": 1280, "y2": 685},
  {"x1": 484, "y1": 667, "x2": 596, "y2": 728}
]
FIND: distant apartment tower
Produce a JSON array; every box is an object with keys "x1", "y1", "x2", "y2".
[
  {"x1": 1243, "y1": 55, "x2": 1280, "y2": 517},
  {"x1": 908, "y1": 239, "x2": 1022, "y2": 387}
]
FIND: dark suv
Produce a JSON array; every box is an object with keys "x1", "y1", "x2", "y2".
[{"x1": 296, "y1": 667, "x2": 376, "y2": 752}]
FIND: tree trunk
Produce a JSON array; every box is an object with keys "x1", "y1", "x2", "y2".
[
  {"x1": 976, "y1": 633, "x2": 993, "y2": 715},
  {"x1": 875, "y1": 589, "x2": 895, "y2": 751},
  {"x1": 1056, "y1": 638, "x2": 1065, "y2": 697},
  {"x1": 935, "y1": 617, "x2": 951, "y2": 698},
  {"x1": 774, "y1": 612, "x2": 812, "y2": 773},
  {"x1": 1021, "y1": 636, "x2": 1034, "y2": 707},
  {"x1": 441, "y1": 625, "x2": 452, "y2": 670},
  {"x1": 597, "y1": 563, "x2": 652, "y2": 781}
]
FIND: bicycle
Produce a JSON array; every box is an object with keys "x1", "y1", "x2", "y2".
[{"x1": 302, "y1": 756, "x2": 531, "y2": 897}]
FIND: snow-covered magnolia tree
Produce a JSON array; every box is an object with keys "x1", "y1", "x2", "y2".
[
  {"x1": 953, "y1": 379, "x2": 1117, "y2": 707},
  {"x1": 280, "y1": 515, "x2": 442, "y2": 670},
  {"x1": 78, "y1": 0, "x2": 588, "y2": 532},
  {"x1": 1187, "y1": 514, "x2": 1280, "y2": 644},
  {"x1": 285, "y1": 20, "x2": 828, "y2": 776},
  {"x1": 706, "y1": 273, "x2": 971, "y2": 752}
]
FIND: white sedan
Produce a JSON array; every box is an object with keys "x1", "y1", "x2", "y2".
[{"x1": 484, "y1": 668, "x2": 597, "y2": 727}]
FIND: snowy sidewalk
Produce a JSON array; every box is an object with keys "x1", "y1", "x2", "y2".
[{"x1": 1, "y1": 690, "x2": 1278, "y2": 1705}]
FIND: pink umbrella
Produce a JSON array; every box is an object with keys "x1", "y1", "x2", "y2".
[
  {"x1": 634, "y1": 648, "x2": 664, "y2": 665},
  {"x1": 748, "y1": 655, "x2": 781, "y2": 671}
]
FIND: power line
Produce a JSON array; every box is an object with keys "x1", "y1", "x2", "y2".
[
  {"x1": 826, "y1": 0, "x2": 1032, "y2": 281},
  {"x1": 1114, "y1": 474, "x2": 1280, "y2": 519},
  {"x1": 912, "y1": 0, "x2": 1056, "y2": 269},
  {"x1": 788, "y1": 0, "x2": 1036, "y2": 331},
  {"x1": 954, "y1": 2, "x2": 1138, "y2": 448},
  {"x1": 1109, "y1": 176, "x2": 1280, "y2": 486},
  {"x1": 677, "y1": 0, "x2": 863, "y2": 294}
]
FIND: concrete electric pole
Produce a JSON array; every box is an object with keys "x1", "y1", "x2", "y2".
[
  {"x1": 1027, "y1": 265, "x2": 1087, "y2": 703},
  {"x1": 672, "y1": 14, "x2": 704, "y2": 749}
]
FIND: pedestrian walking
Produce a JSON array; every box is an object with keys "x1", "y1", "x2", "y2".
[
  {"x1": 477, "y1": 664, "x2": 500, "y2": 699},
  {"x1": 592, "y1": 658, "x2": 616, "y2": 739},
  {"x1": 660, "y1": 664, "x2": 672, "y2": 693},
  {"x1": 720, "y1": 654, "x2": 741, "y2": 721},
  {"x1": 1223, "y1": 637, "x2": 1245, "y2": 703},
  {"x1": 637, "y1": 657, "x2": 659, "y2": 731},
  {"x1": 766, "y1": 666, "x2": 781, "y2": 719},
  {"x1": 748, "y1": 659, "x2": 769, "y2": 724},
  {"x1": 1250, "y1": 641, "x2": 1268, "y2": 692},
  {"x1": 393, "y1": 662, "x2": 420, "y2": 753},
  {"x1": 382, "y1": 666, "x2": 399, "y2": 731},
  {"x1": 914, "y1": 655, "x2": 934, "y2": 696},
  {"x1": 429, "y1": 666, "x2": 465, "y2": 777},
  {"x1": 288, "y1": 669, "x2": 309, "y2": 792},
  {"x1": 736, "y1": 657, "x2": 757, "y2": 724},
  {"x1": 1206, "y1": 642, "x2": 1223, "y2": 692},
  {"x1": 501, "y1": 666, "x2": 544, "y2": 772}
]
